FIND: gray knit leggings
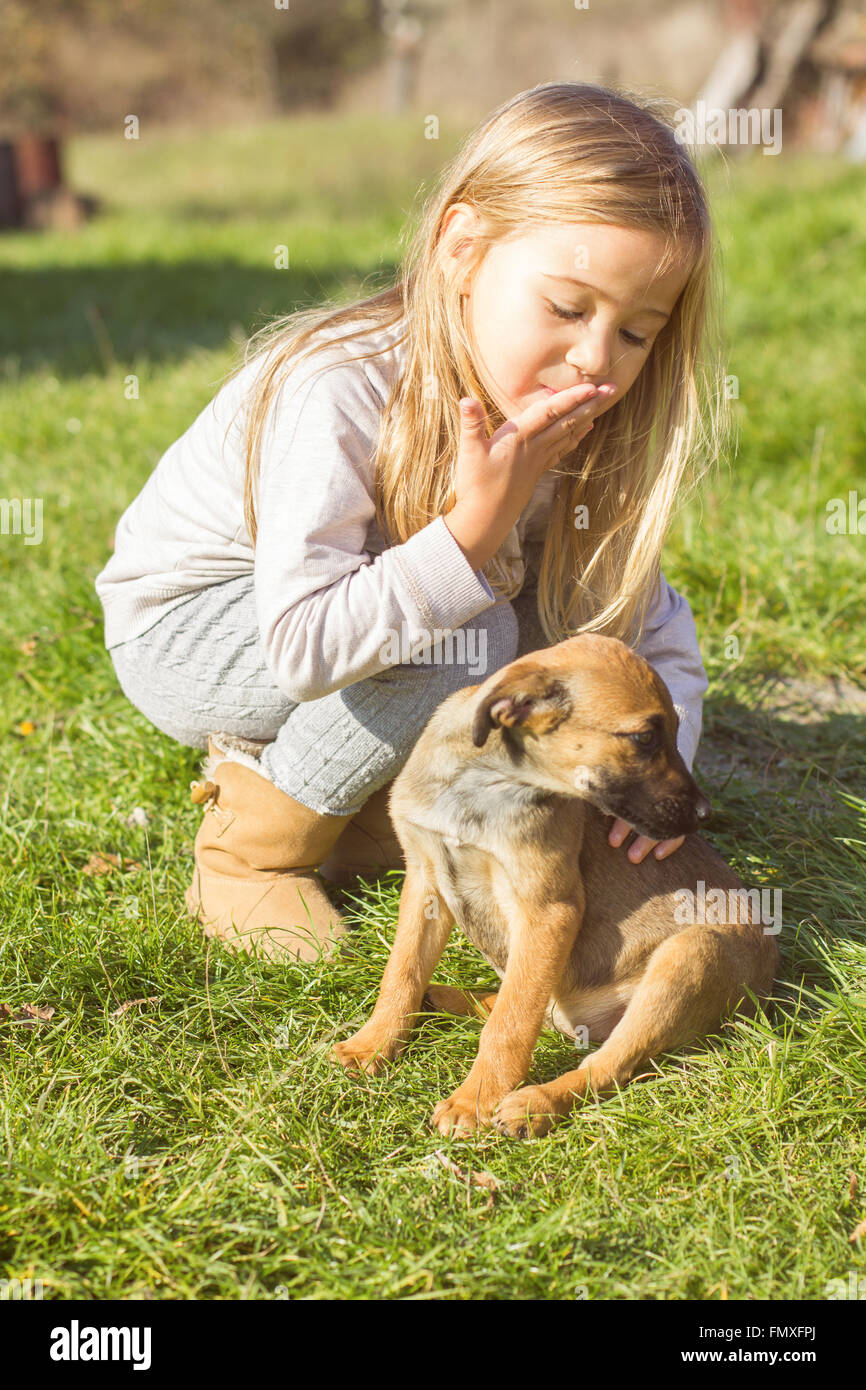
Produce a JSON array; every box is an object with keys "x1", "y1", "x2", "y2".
[{"x1": 109, "y1": 574, "x2": 548, "y2": 816}]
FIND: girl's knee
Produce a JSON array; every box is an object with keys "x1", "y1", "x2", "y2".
[
  {"x1": 424, "y1": 600, "x2": 519, "y2": 697},
  {"x1": 480, "y1": 599, "x2": 520, "y2": 673}
]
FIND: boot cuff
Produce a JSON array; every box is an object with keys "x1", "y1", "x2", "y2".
[{"x1": 202, "y1": 731, "x2": 272, "y2": 782}]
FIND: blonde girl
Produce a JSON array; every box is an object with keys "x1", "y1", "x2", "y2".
[{"x1": 95, "y1": 82, "x2": 719, "y2": 962}]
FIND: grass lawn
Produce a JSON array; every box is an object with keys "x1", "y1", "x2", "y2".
[{"x1": 0, "y1": 114, "x2": 864, "y2": 1301}]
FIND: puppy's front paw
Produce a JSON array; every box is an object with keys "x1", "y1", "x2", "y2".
[
  {"x1": 331, "y1": 1029, "x2": 398, "y2": 1076},
  {"x1": 494, "y1": 1086, "x2": 557, "y2": 1138},
  {"x1": 431, "y1": 1088, "x2": 495, "y2": 1136}
]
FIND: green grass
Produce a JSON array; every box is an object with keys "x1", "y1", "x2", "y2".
[{"x1": 0, "y1": 115, "x2": 865, "y2": 1301}]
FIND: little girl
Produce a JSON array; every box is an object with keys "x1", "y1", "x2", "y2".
[{"x1": 95, "y1": 82, "x2": 719, "y2": 964}]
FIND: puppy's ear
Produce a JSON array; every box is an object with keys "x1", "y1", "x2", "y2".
[{"x1": 471, "y1": 670, "x2": 573, "y2": 748}]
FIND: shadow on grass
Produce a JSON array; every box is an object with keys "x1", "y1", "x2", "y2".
[{"x1": 0, "y1": 260, "x2": 400, "y2": 379}]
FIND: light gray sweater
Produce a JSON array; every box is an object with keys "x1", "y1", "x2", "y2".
[{"x1": 94, "y1": 317, "x2": 708, "y2": 769}]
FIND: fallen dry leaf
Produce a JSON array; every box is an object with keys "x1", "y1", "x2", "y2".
[
  {"x1": 110, "y1": 997, "x2": 160, "y2": 1019},
  {"x1": 0, "y1": 1002, "x2": 56, "y2": 1029},
  {"x1": 849, "y1": 1171, "x2": 859, "y2": 1201},
  {"x1": 849, "y1": 1218, "x2": 866, "y2": 1244},
  {"x1": 433, "y1": 1149, "x2": 499, "y2": 1205},
  {"x1": 83, "y1": 852, "x2": 142, "y2": 876}
]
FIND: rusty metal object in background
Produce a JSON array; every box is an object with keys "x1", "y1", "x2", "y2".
[
  {"x1": 0, "y1": 134, "x2": 95, "y2": 232},
  {"x1": 13, "y1": 133, "x2": 62, "y2": 199},
  {"x1": 0, "y1": 141, "x2": 22, "y2": 228}
]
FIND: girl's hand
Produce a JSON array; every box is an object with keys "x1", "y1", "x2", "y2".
[
  {"x1": 445, "y1": 383, "x2": 615, "y2": 571},
  {"x1": 608, "y1": 818, "x2": 685, "y2": 863}
]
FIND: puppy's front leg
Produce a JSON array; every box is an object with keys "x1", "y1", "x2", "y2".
[
  {"x1": 432, "y1": 893, "x2": 583, "y2": 1135},
  {"x1": 332, "y1": 859, "x2": 455, "y2": 1076}
]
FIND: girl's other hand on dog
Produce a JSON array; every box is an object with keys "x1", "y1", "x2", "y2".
[
  {"x1": 445, "y1": 383, "x2": 615, "y2": 571},
  {"x1": 608, "y1": 818, "x2": 685, "y2": 863}
]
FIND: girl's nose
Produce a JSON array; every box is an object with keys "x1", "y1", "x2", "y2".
[{"x1": 565, "y1": 332, "x2": 612, "y2": 380}]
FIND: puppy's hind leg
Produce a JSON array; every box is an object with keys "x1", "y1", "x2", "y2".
[
  {"x1": 495, "y1": 924, "x2": 778, "y2": 1137},
  {"x1": 332, "y1": 858, "x2": 455, "y2": 1076}
]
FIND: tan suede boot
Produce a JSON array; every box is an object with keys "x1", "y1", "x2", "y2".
[
  {"x1": 184, "y1": 734, "x2": 353, "y2": 962},
  {"x1": 318, "y1": 779, "x2": 406, "y2": 886}
]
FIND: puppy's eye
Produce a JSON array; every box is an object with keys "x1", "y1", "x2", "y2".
[{"x1": 630, "y1": 730, "x2": 656, "y2": 748}]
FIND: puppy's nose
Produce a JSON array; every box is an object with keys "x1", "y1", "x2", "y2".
[{"x1": 694, "y1": 793, "x2": 712, "y2": 822}]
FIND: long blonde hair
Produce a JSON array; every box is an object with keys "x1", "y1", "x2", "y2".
[{"x1": 228, "y1": 82, "x2": 725, "y2": 646}]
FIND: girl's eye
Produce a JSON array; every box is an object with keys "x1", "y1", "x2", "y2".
[
  {"x1": 549, "y1": 301, "x2": 583, "y2": 321},
  {"x1": 549, "y1": 302, "x2": 648, "y2": 349}
]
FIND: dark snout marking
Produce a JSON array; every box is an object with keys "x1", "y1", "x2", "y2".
[{"x1": 601, "y1": 775, "x2": 713, "y2": 840}]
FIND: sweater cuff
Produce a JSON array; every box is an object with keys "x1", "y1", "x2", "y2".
[{"x1": 391, "y1": 514, "x2": 497, "y2": 629}]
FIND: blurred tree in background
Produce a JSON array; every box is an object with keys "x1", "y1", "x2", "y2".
[
  {"x1": 0, "y1": 0, "x2": 415, "y2": 133},
  {"x1": 3, "y1": 1, "x2": 862, "y2": 150}
]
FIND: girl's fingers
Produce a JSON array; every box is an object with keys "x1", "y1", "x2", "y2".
[
  {"x1": 609, "y1": 819, "x2": 655, "y2": 862},
  {"x1": 489, "y1": 384, "x2": 614, "y2": 452},
  {"x1": 608, "y1": 817, "x2": 631, "y2": 847},
  {"x1": 628, "y1": 834, "x2": 685, "y2": 863},
  {"x1": 652, "y1": 835, "x2": 685, "y2": 860},
  {"x1": 608, "y1": 824, "x2": 685, "y2": 864},
  {"x1": 535, "y1": 383, "x2": 616, "y2": 440},
  {"x1": 525, "y1": 384, "x2": 597, "y2": 430},
  {"x1": 627, "y1": 836, "x2": 657, "y2": 863},
  {"x1": 459, "y1": 398, "x2": 487, "y2": 431}
]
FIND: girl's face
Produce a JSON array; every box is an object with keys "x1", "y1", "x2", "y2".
[{"x1": 439, "y1": 208, "x2": 691, "y2": 421}]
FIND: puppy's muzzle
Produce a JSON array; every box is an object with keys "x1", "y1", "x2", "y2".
[{"x1": 597, "y1": 773, "x2": 712, "y2": 841}]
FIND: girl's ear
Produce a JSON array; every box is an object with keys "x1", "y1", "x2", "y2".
[{"x1": 471, "y1": 667, "x2": 573, "y2": 748}]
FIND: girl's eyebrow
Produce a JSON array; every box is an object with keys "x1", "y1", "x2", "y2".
[{"x1": 539, "y1": 272, "x2": 670, "y2": 321}]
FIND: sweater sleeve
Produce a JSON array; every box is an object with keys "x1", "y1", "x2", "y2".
[
  {"x1": 634, "y1": 572, "x2": 709, "y2": 772},
  {"x1": 253, "y1": 360, "x2": 497, "y2": 703}
]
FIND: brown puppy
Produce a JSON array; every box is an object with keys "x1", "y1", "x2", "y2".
[{"x1": 332, "y1": 633, "x2": 779, "y2": 1137}]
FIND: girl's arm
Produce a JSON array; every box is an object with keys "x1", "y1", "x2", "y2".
[
  {"x1": 633, "y1": 571, "x2": 709, "y2": 774},
  {"x1": 254, "y1": 361, "x2": 497, "y2": 704}
]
